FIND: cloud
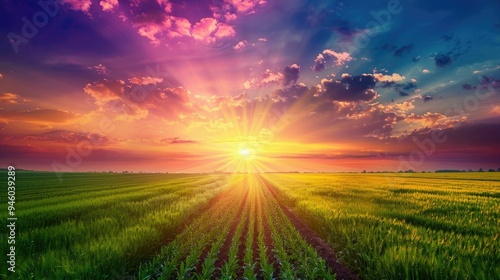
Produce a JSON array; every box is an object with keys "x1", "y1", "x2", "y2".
[
  {"x1": 0, "y1": 93, "x2": 18, "y2": 104},
  {"x1": 490, "y1": 105, "x2": 500, "y2": 114},
  {"x1": 330, "y1": 20, "x2": 365, "y2": 40},
  {"x1": 100, "y1": 0, "x2": 118, "y2": 11},
  {"x1": 192, "y1": 18, "x2": 218, "y2": 43},
  {"x1": 405, "y1": 112, "x2": 466, "y2": 130},
  {"x1": 423, "y1": 95, "x2": 434, "y2": 102},
  {"x1": 156, "y1": 0, "x2": 172, "y2": 13},
  {"x1": 480, "y1": 75, "x2": 500, "y2": 89},
  {"x1": 128, "y1": 76, "x2": 163, "y2": 85},
  {"x1": 84, "y1": 79, "x2": 125, "y2": 105},
  {"x1": 61, "y1": 0, "x2": 92, "y2": 13},
  {"x1": 136, "y1": 24, "x2": 164, "y2": 44},
  {"x1": 243, "y1": 79, "x2": 254, "y2": 89},
  {"x1": 214, "y1": 23, "x2": 236, "y2": 38},
  {"x1": 397, "y1": 89, "x2": 409, "y2": 96},
  {"x1": 422, "y1": 69, "x2": 430, "y2": 74},
  {"x1": 403, "y1": 82, "x2": 417, "y2": 90},
  {"x1": 83, "y1": 78, "x2": 194, "y2": 121},
  {"x1": 283, "y1": 64, "x2": 300, "y2": 87},
  {"x1": 0, "y1": 109, "x2": 78, "y2": 124},
  {"x1": 320, "y1": 74, "x2": 378, "y2": 102},
  {"x1": 434, "y1": 53, "x2": 453, "y2": 67},
  {"x1": 165, "y1": 137, "x2": 197, "y2": 144},
  {"x1": 0, "y1": 73, "x2": 3, "y2": 79},
  {"x1": 270, "y1": 83, "x2": 310, "y2": 102},
  {"x1": 15, "y1": 130, "x2": 111, "y2": 144},
  {"x1": 462, "y1": 83, "x2": 476, "y2": 90},
  {"x1": 233, "y1": 40, "x2": 248, "y2": 50},
  {"x1": 373, "y1": 73, "x2": 405, "y2": 82},
  {"x1": 394, "y1": 44, "x2": 413, "y2": 56},
  {"x1": 313, "y1": 49, "x2": 352, "y2": 72},
  {"x1": 166, "y1": 16, "x2": 192, "y2": 38},
  {"x1": 259, "y1": 69, "x2": 283, "y2": 86},
  {"x1": 91, "y1": 64, "x2": 108, "y2": 75},
  {"x1": 313, "y1": 54, "x2": 326, "y2": 72},
  {"x1": 211, "y1": 0, "x2": 267, "y2": 21}
]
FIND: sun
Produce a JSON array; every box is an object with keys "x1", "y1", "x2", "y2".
[{"x1": 239, "y1": 148, "x2": 250, "y2": 156}]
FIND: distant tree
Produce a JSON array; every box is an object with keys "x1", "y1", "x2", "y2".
[
  {"x1": 497, "y1": 168, "x2": 500, "y2": 172},
  {"x1": 488, "y1": 169, "x2": 495, "y2": 172},
  {"x1": 362, "y1": 170, "x2": 366, "y2": 173},
  {"x1": 422, "y1": 171, "x2": 426, "y2": 173},
  {"x1": 478, "y1": 168, "x2": 484, "y2": 172}
]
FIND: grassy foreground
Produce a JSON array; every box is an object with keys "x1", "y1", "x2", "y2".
[
  {"x1": 0, "y1": 172, "x2": 229, "y2": 279},
  {"x1": 263, "y1": 172, "x2": 500, "y2": 279},
  {"x1": 1, "y1": 171, "x2": 499, "y2": 279}
]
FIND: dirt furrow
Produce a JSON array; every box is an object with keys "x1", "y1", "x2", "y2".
[
  {"x1": 235, "y1": 208, "x2": 250, "y2": 278},
  {"x1": 212, "y1": 187, "x2": 249, "y2": 277},
  {"x1": 259, "y1": 175, "x2": 358, "y2": 280},
  {"x1": 257, "y1": 181, "x2": 280, "y2": 278}
]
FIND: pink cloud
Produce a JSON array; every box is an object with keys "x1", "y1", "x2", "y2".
[
  {"x1": 192, "y1": 18, "x2": 218, "y2": 42},
  {"x1": 100, "y1": 0, "x2": 118, "y2": 11},
  {"x1": 61, "y1": 0, "x2": 92, "y2": 13},
  {"x1": 0, "y1": 109, "x2": 78, "y2": 124},
  {"x1": 373, "y1": 73, "x2": 405, "y2": 82},
  {"x1": 84, "y1": 79, "x2": 124, "y2": 105},
  {"x1": 0, "y1": 93, "x2": 18, "y2": 104},
  {"x1": 224, "y1": 12, "x2": 238, "y2": 21},
  {"x1": 211, "y1": 0, "x2": 266, "y2": 23},
  {"x1": 228, "y1": 0, "x2": 266, "y2": 14},
  {"x1": 156, "y1": 0, "x2": 172, "y2": 13},
  {"x1": 128, "y1": 76, "x2": 163, "y2": 85},
  {"x1": 259, "y1": 69, "x2": 283, "y2": 86},
  {"x1": 137, "y1": 24, "x2": 163, "y2": 44},
  {"x1": 313, "y1": 49, "x2": 353, "y2": 71},
  {"x1": 322, "y1": 49, "x2": 353, "y2": 66},
  {"x1": 233, "y1": 40, "x2": 248, "y2": 50},
  {"x1": 167, "y1": 16, "x2": 192, "y2": 38},
  {"x1": 214, "y1": 23, "x2": 236, "y2": 39}
]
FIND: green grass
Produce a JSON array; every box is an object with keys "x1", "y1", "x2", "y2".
[
  {"x1": 262, "y1": 172, "x2": 500, "y2": 280},
  {"x1": 1, "y1": 171, "x2": 498, "y2": 279},
  {"x1": 0, "y1": 171, "x2": 229, "y2": 279}
]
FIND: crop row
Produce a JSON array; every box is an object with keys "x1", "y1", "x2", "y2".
[
  {"x1": 137, "y1": 174, "x2": 338, "y2": 279},
  {"x1": 262, "y1": 173, "x2": 500, "y2": 280}
]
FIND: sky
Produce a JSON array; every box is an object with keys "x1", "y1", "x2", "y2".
[{"x1": 0, "y1": 0, "x2": 499, "y2": 173}]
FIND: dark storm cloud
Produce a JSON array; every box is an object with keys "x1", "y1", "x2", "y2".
[
  {"x1": 330, "y1": 19, "x2": 365, "y2": 40},
  {"x1": 322, "y1": 74, "x2": 377, "y2": 102},
  {"x1": 434, "y1": 53, "x2": 453, "y2": 67},
  {"x1": 423, "y1": 95, "x2": 434, "y2": 102},
  {"x1": 380, "y1": 81, "x2": 396, "y2": 88},
  {"x1": 283, "y1": 64, "x2": 300, "y2": 87},
  {"x1": 403, "y1": 82, "x2": 417, "y2": 90},
  {"x1": 271, "y1": 83, "x2": 310, "y2": 102},
  {"x1": 394, "y1": 44, "x2": 413, "y2": 57},
  {"x1": 462, "y1": 84, "x2": 476, "y2": 90},
  {"x1": 480, "y1": 76, "x2": 500, "y2": 89},
  {"x1": 397, "y1": 89, "x2": 409, "y2": 96}
]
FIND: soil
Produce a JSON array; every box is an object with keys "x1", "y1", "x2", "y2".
[{"x1": 260, "y1": 176, "x2": 358, "y2": 280}]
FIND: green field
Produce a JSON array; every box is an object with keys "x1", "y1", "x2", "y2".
[{"x1": 1, "y1": 171, "x2": 499, "y2": 279}]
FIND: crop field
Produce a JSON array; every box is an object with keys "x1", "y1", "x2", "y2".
[{"x1": 1, "y1": 171, "x2": 499, "y2": 280}]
